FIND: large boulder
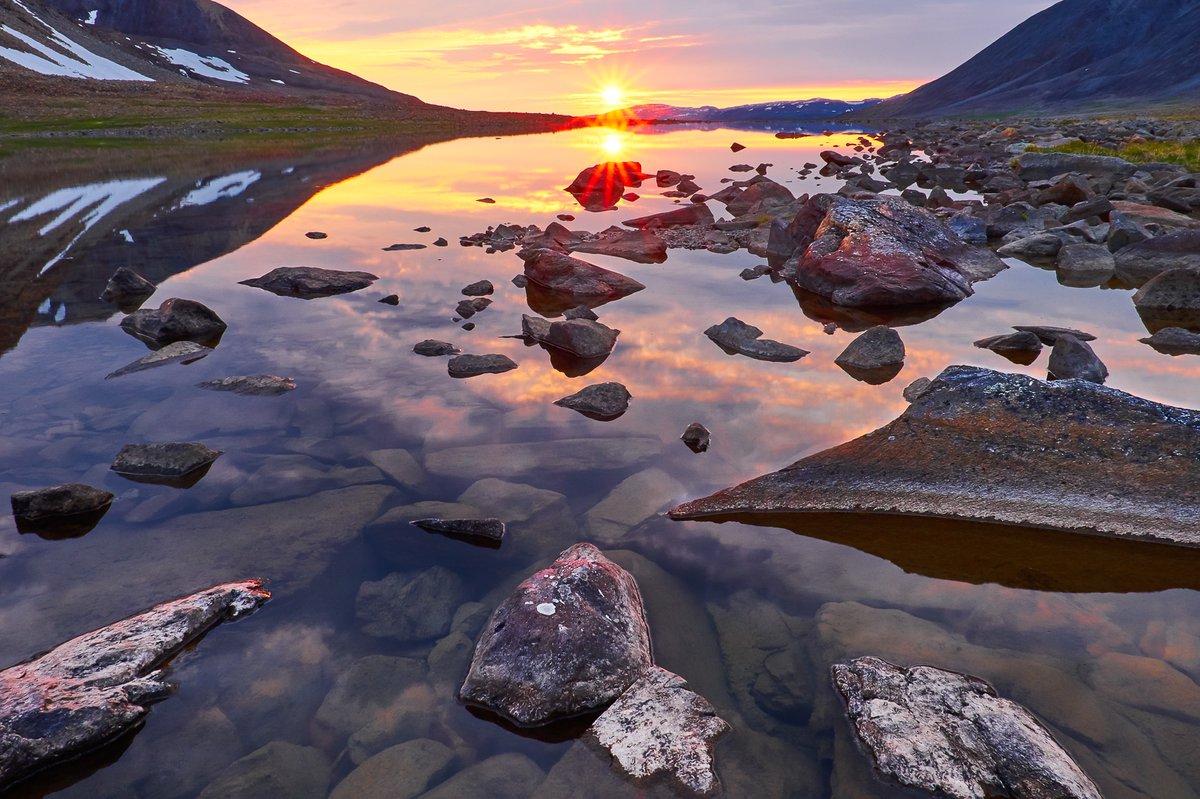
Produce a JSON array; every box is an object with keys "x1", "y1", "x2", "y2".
[
  {"x1": 671, "y1": 365, "x2": 1200, "y2": 546},
  {"x1": 521, "y1": 249, "x2": 645, "y2": 303},
  {"x1": 790, "y1": 195, "x2": 1006, "y2": 307},
  {"x1": 832, "y1": 656, "x2": 1101, "y2": 799},
  {"x1": 1014, "y1": 152, "x2": 1137, "y2": 186},
  {"x1": 238, "y1": 266, "x2": 378, "y2": 299},
  {"x1": 120, "y1": 298, "x2": 227, "y2": 346},
  {"x1": 1115, "y1": 231, "x2": 1200, "y2": 287},
  {"x1": 1133, "y1": 268, "x2": 1200, "y2": 312},
  {"x1": 459, "y1": 543, "x2": 652, "y2": 726},
  {"x1": 0, "y1": 581, "x2": 269, "y2": 791}
]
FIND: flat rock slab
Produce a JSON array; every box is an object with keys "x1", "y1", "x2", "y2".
[
  {"x1": 459, "y1": 543, "x2": 652, "y2": 726},
  {"x1": 1012, "y1": 325, "x2": 1096, "y2": 345},
  {"x1": 119, "y1": 298, "x2": 227, "y2": 346},
  {"x1": 1141, "y1": 327, "x2": 1200, "y2": 356},
  {"x1": 447, "y1": 354, "x2": 518, "y2": 378},
  {"x1": 573, "y1": 227, "x2": 668, "y2": 264},
  {"x1": 522, "y1": 249, "x2": 645, "y2": 303},
  {"x1": 411, "y1": 517, "x2": 505, "y2": 544},
  {"x1": 197, "y1": 375, "x2": 296, "y2": 396},
  {"x1": 590, "y1": 666, "x2": 729, "y2": 796},
  {"x1": 704, "y1": 317, "x2": 808, "y2": 362},
  {"x1": 554, "y1": 382, "x2": 632, "y2": 420},
  {"x1": 111, "y1": 442, "x2": 223, "y2": 481},
  {"x1": 413, "y1": 340, "x2": 461, "y2": 357},
  {"x1": 832, "y1": 656, "x2": 1101, "y2": 799},
  {"x1": 106, "y1": 341, "x2": 212, "y2": 379},
  {"x1": 671, "y1": 364, "x2": 1200, "y2": 546},
  {"x1": 0, "y1": 581, "x2": 269, "y2": 791},
  {"x1": 239, "y1": 267, "x2": 379, "y2": 299},
  {"x1": 11, "y1": 483, "x2": 112, "y2": 522}
]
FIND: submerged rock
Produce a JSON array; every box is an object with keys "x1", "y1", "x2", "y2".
[
  {"x1": 1047, "y1": 335, "x2": 1108, "y2": 384},
  {"x1": 197, "y1": 741, "x2": 330, "y2": 799},
  {"x1": 0, "y1": 581, "x2": 269, "y2": 791},
  {"x1": 554, "y1": 382, "x2": 632, "y2": 420},
  {"x1": 704, "y1": 318, "x2": 808, "y2": 362},
  {"x1": 590, "y1": 666, "x2": 729, "y2": 796},
  {"x1": 671, "y1": 364, "x2": 1200, "y2": 546},
  {"x1": 832, "y1": 656, "x2": 1101, "y2": 799},
  {"x1": 791, "y1": 195, "x2": 1006, "y2": 307},
  {"x1": 197, "y1": 375, "x2": 296, "y2": 396},
  {"x1": 105, "y1": 340, "x2": 212, "y2": 379},
  {"x1": 111, "y1": 442, "x2": 222, "y2": 482},
  {"x1": 447, "y1": 354, "x2": 518, "y2": 378},
  {"x1": 1140, "y1": 327, "x2": 1200, "y2": 356},
  {"x1": 355, "y1": 567, "x2": 466, "y2": 643},
  {"x1": 459, "y1": 543, "x2": 652, "y2": 726},
  {"x1": 120, "y1": 298, "x2": 227, "y2": 346},
  {"x1": 522, "y1": 249, "x2": 646, "y2": 303},
  {"x1": 681, "y1": 423, "x2": 710, "y2": 453},
  {"x1": 411, "y1": 517, "x2": 506, "y2": 544},
  {"x1": 238, "y1": 267, "x2": 379, "y2": 299}
]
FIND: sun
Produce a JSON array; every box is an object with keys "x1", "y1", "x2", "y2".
[{"x1": 600, "y1": 85, "x2": 625, "y2": 108}]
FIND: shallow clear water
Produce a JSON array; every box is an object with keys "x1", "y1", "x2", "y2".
[{"x1": 2, "y1": 125, "x2": 1200, "y2": 799}]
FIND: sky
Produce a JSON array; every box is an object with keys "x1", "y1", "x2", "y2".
[{"x1": 222, "y1": 0, "x2": 1060, "y2": 114}]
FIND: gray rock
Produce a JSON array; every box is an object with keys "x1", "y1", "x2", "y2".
[
  {"x1": 1105, "y1": 210, "x2": 1151, "y2": 252},
  {"x1": 564, "y1": 305, "x2": 599, "y2": 321},
  {"x1": 682, "y1": 423, "x2": 710, "y2": 453},
  {"x1": 672, "y1": 364, "x2": 1200, "y2": 546},
  {"x1": 544, "y1": 319, "x2": 620, "y2": 359},
  {"x1": 704, "y1": 318, "x2": 808, "y2": 362},
  {"x1": 11, "y1": 483, "x2": 113, "y2": 521},
  {"x1": 111, "y1": 442, "x2": 222, "y2": 480},
  {"x1": 462, "y1": 280, "x2": 495, "y2": 296},
  {"x1": 459, "y1": 543, "x2": 652, "y2": 726},
  {"x1": 590, "y1": 666, "x2": 729, "y2": 796},
  {"x1": 520, "y1": 314, "x2": 552, "y2": 341},
  {"x1": 1114, "y1": 231, "x2": 1200, "y2": 287},
  {"x1": 1133, "y1": 267, "x2": 1200, "y2": 312},
  {"x1": 1015, "y1": 151, "x2": 1137, "y2": 185},
  {"x1": 1055, "y1": 243, "x2": 1115, "y2": 284},
  {"x1": 356, "y1": 567, "x2": 467, "y2": 642},
  {"x1": 455, "y1": 297, "x2": 492, "y2": 318},
  {"x1": 365, "y1": 449, "x2": 426, "y2": 487},
  {"x1": 996, "y1": 232, "x2": 1064, "y2": 260},
  {"x1": 1140, "y1": 327, "x2": 1200, "y2": 356},
  {"x1": 313, "y1": 655, "x2": 427, "y2": 743},
  {"x1": 120, "y1": 298, "x2": 227, "y2": 345},
  {"x1": 623, "y1": 204, "x2": 715, "y2": 230},
  {"x1": 418, "y1": 754, "x2": 545, "y2": 799},
  {"x1": 411, "y1": 517, "x2": 505, "y2": 544},
  {"x1": 0, "y1": 581, "x2": 269, "y2": 791},
  {"x1": 903, "y1": 377, "x2": 933, "y2": 403},
  {"x1": 974, "y1": 332, "x2": 1044, "y2": 359},
  {"x1": 414, "y1": 340, "x2": 461, "y2": 357},
  {"x1": 554, "y1": 382, "x2": 632, "y2": 420},
  {"x1": 380, "y1": 294, "x2": 400, "y2": 305},
  {"x1": 1048, "y1": 335, "x2": 1109, "y2": 384},
  {"x1": 106, "y1": 340, "x2": 212, "y2": 379},
  {"x1": 835, "y1": 325, "x2": 905, "y2": 383},
  {"x1": 522, "y1": 249, "x2": 645, "y2": 303},
  {"x1": 238, "y1": 266, "x2": 379, "y2": 299},
  {"x1": 197, "y1": 375, "x2": 296, "y2": 396},
  {"x1": 197, "y1": 741, "x2": 330, "y2": 799},
  {"x1": 447, "y1": 354, "x2": 518, "y2": 378},
  {"x1": 101, "y1": 267, "x2": 156, "y2": 307},
  {"x1": 306, "y1": 231, "x2": 328, "y2": 239},
  {"x1": 382, "y1": 243, "x2": 426, "y2": 251},
  {"x1": 329, "y1": 739, "x2": 454, "y2": 799},
  {"x1": 832, "y1": 656, "x2": 1101, "y2": 799},
  {"x1": 1012, "y1": 325, "x2": 1096, "y2": 345}
]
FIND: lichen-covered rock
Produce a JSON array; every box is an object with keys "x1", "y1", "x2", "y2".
[
  {"x1": 832, "y1": 656, "x2": 1101, "y2": 799},
  {"x1": 790, "y1": 195, "x2": 1006, "y2": 307},
  {"x1": 459, "y1": 543, "x2": 652, "y2": 726},
  {"x1": 671, "y1": 364, "x2": 1200, "y2": 546},
  {"x1": 0, "y1": 581, "x2": 269, "y2": 791},
  {"x1": 120, "y1": 298, "x2": 227, "y2": 345},
  {"x1": 590, "y1": 666, "x2": 729, "y2": 796},
  {"x1": 238, "y1": 266, "x2": 378, "y2": 299}
]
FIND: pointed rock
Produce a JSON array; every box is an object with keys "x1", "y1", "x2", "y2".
[
  {"x1": 554, "y1": 382, "x2": 632, "y2": 420},
  {"x1": 120, "y1": 298, "x2": 227, "y2": 346},
  {"x1": 239, "y1": 267, "x2": 378, "y2": 299},
  {"x1": 106, "y1": 340, "x2": 212, "y2": 378}
]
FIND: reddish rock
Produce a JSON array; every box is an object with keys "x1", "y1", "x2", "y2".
[
  {"x1": 521, "y1": 249, "x2": 645, "y2": 303},
  {"x1": 623, "y1": 204, "x2": 715, "y2": 230}
]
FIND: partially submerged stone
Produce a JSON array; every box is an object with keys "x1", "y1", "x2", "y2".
[
  {"x1": 1133, "y1": 267, "x2": 1200, "y2": 312},
  {"x1": 11, "y1": 483, "x2": 113, "y2": 537},
  {"x1": 0, "y1": 581, "x2": 269, "y2": 791},
  {"x1": 447, "y1": 354, "x2": 518, "y2": 378},
  {"x1": 100, "y1": 267, "x2": 156, "y2": 310},
  {"x1": 590, "y1": 666, "x2": 729, "y2": 796},
  {"x1": 120, "y1": 298, "x2": 227, "y2": 346},
  {"x1": 522, "y1": 249, "x2": 646, "y2": 303},
  {"x1": 832, "y1": 656, "x2": 1101, "y2": 799},
  {"x1": 623, "y1": 204, "x2": 714, "y2": 230},
  {"x1": 681, "y1": 423, "x2": 711, "y2": 453},
  {"x1": 671, "y1": 365, "x2": 1200, "y2": 546},
  {"x1": 413, "y1": 340, "x2": 461, "y2": 357},
  {"x1": 197, "y1": 375, "x2": 296, "y2": 396},
  {"x1": 973, "y1": 332, "x2": 1043, "y2": 365},
  {"x1": 554, "y1": 382, "x2": 632, "y2": 420},
  {"x1": 573, "y1": 227, "x2": 668, "y2": 264},
  {"x1": 1114, "y1": 230, "x2": 1200, "y2": 287},
  {"x1": 462, "y1": 280, "x2": 495, "y2": 296},
  {"x1": 410, "y1": 517, "x2": 506, "y2": 544},
  {"x1": 835, "y1": 326, "x2": 905, "y2": 384},
  {"x1": 111, "y1": 442, "x2": 222, "y2": 485},
  {"x1": 704, "y1": 318, "x2": 808, "y2": 362},
  {"x1": 105, "y1": 340, "x2": 212, "y2": 379},
  {"x1": 1011, "y1": 325, "x2": 1096, "y2": 345},
  {"x1": 459, "y1": 543, "x2": 652, "y2": 726},
  {"x1": 238, "y1": 267, "x2": 379, "y2": 299},
  {"x1": 543, "y1": 319, "x2": 620, "y2": 359},
  {"x1": 1140, "y1": 327, "x2": 1200, "y2": 356},
  {"x1": 1047, "y1": 335, "x2": 1108, "y2": 384}
]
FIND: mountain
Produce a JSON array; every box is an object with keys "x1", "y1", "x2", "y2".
[
  {"x1": 626, "y1": 98, "x2": 882, "y2": 122},
  {"x1": 0, "y1": 0, "x2": 419, "y2": 103},
  {"x1": 863, "y1": 0, "x2": 1200, "y2": 117}
]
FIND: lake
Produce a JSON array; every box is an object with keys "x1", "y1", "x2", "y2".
[{"x1": 2, "y1": 123, "x2": 1199, "y2": 798}]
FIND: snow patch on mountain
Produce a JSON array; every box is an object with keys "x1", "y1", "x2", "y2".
[
  {"x1": 0, "y1": 0, "x2": 151, "y2": 79},
  {"x1": 145, "y1": 44, "x2": 249, "y2": 83}
]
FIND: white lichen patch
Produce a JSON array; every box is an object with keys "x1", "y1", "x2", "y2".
[{"x1": 536, "y1": 603, "x2": 556, "y2": 616}]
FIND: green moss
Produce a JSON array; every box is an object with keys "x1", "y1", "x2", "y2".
[{"x1": 1034, "y1": 139, "x2": 1200, "y2": 172}]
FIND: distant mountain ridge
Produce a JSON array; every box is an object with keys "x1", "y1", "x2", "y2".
[
  {"x1": 863, "y1": 0, "x2": 1200, "y2": 117},
  {"x1": 0, "y1": 0, "x2": 419, "y2": 103},
  {"x1": 627, "y1": 98, "x2": 882, "y2": 122}
]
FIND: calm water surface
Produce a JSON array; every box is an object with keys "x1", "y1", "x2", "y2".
[{"x1": 2, "y1": 125, "x2": 1200, "y2": 798}]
